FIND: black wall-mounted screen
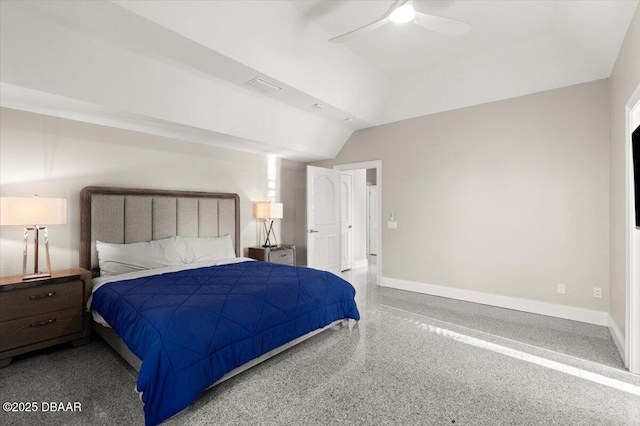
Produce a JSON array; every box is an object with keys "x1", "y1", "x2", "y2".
[{"x1": 634, "y1": 124, "x2": 640, "y2": 227}]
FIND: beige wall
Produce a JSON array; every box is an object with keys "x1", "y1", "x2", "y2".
[
  {"x1": 314, "y1": 79, "x2": 611, "y2": 311},
  {"x1": 610, "y1": 5, "x2": 640, "y2": 336},
  {"x1": 0, "y1": 108, "x2": 307, "y2": 276}
]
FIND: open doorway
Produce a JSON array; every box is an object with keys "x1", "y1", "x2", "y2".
[
  {"x1": 334, "y1": 161, "x2": 382, "y2": 284},
  {"x1": 338, "y1": 169, "x2": 373, "y2": 272},
  {"x1": 339, "y1": 170, "x2": 359, "y2": 272},
  {"x1": 366, "y1": 169, "x2": 379, "y2": 266}
]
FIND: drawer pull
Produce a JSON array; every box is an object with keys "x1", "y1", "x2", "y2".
[
  {"x1": 280, "y1": 254, "x2": 287, "y2": 257},
  {"x1": 29, "y1": 318, "x2": 57, "y2": 328},
  {"x1": 30, "y1": 292, "x2": 56, "y2": 300}
]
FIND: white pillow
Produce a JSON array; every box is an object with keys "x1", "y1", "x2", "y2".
[
  {"x1": 180, "y1": 235, "x2": 236, "y2": 264},
  {"x1": 96, "y1": 237, "x2": 183, "y2": 276}
]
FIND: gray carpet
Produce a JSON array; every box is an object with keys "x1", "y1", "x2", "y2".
[{"x1": 1, "y1": 265, "x2": 638, "y2": 425}]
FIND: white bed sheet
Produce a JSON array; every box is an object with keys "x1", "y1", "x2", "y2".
[{"x1": 89, "y1": 257, "x2": 255, "y2": 328}]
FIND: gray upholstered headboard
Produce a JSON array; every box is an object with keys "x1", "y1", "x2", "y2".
[{"x1": 80, "y1": 186, "x2": 240, "y2": 275}]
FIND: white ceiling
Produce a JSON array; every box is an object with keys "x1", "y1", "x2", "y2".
[
  {"x1": 1, "y1": 1, "x2": 637, "y2": 161},
  {"x1": 294, "y1": 0, "x2": 556, "y2": 77}
]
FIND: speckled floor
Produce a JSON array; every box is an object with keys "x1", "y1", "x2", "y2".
[{"x1": 1, "y1": 264, "x2": 638, "y2": 426}]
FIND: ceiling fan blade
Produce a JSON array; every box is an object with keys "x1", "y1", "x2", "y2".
[
  {"x1": 329, "y1": 0, "x2": 408, "y2": 43},
  {"x1": 329, "y1": 18, "x2": 390, "y2": 43},
  {"x1": 414, "y1": 12, "x2": 471, "y2": 36}
]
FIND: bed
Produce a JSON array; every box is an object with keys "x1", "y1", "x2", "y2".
[{"x1": 79, "y1": 186, "x2": 360, "y2": 426}]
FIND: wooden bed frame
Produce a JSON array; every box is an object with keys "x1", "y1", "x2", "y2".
[{"x1": 80, "y1": 186, "x2": 355, "y2": 387}]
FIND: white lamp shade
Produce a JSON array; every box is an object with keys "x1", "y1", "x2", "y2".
[
  {"x1": 0, "y1": 197, "x2": 67, "y2": 226},
  {"x1": 254, "y1": 202, "x2": 283, "y2": 220}
]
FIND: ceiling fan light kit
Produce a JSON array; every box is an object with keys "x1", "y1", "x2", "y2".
[
  {"x1": 329, "y1": 0, "x2": 471, "y2": 43},
  {"x1": 389, "y1": 4, "x2": 415, "y2": 24}
]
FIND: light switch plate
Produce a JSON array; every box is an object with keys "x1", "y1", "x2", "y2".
[{"x1": 387, "y1": 221, "x2": 397, "y2": 229}]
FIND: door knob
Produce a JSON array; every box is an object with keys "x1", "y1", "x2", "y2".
[
  {"x1": 348, "y1": 225, "x2": 353, "y2": 229},
  {"x1": 309, "y1": 229, "x2": 319, "y2": 233}
]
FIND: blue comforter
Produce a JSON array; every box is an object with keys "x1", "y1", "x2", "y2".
[{"x1": 92, "y1": 261, "x2": 360, "y2": 425}]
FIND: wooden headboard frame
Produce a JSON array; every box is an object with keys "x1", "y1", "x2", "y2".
[{"x1": 79, "y1": 186, "x2": 241, "y2": 273}]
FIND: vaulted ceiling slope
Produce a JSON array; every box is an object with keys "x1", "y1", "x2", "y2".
[{"x1": 1, "y1": 1, "x2": 637, "y2": 161}]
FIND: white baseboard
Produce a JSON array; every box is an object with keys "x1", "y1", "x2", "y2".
[
  {"x1": 607, "y1": 315, "x2": 626, "y2": 363},
  {"x1": 380, "y1": 276, "x2": 609, "y2": 326},
  {"x1": 353, "y1": 259, "x2": 368, "y2": 269}
]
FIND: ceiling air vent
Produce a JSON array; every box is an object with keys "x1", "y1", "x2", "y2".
[{"x1": 246, "y1": 77, "x2": 282, "y2": 95}]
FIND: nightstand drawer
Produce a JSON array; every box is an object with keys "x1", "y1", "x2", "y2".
[
  {"x1": 269, "y1": 249, "x2": 294, "y2": 265},
  {"x1": 247, "y1": 245, "x2": 295, "y2": 266},
  {"x1": 0, "y1": 281, "x2": 83, "y2": 322},
  {"x1": 0, "y1": 307, "x2": 84, "y2": 351}
]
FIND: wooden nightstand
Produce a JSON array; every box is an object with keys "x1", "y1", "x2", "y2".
[
  {"x1": 248, "y1": 245, "x2": 296, "y2": 266},
  {"x1": 0, "y1": 268, "x2": 92, "y2": 367}
]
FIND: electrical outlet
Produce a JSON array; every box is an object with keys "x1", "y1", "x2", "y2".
[
  {"x1": 557, "y1": 284, "x2": 565, "y2": 294},
  {"x1": 593, "y1": 287, "x2": 602, "y2": 298}
]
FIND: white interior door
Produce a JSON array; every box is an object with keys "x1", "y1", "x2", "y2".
[
  {"x1": 307, "y1": 165, "x2": 341, "y2": 275},
  {"x1": 340, "y1": 173, "x2": 353, "y2": 271},
  {"x1": 368, "y1": 185, "x2": 379, "y2": 256}
]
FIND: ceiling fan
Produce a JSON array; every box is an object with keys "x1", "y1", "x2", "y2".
[{"x1": 329, "y1": 0, "x2": 471, "y2": 43}]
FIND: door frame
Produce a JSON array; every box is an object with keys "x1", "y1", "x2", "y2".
[
  {"x1": 626, "y1": 84, "x2": 640, "y2": 374},
  {"x1": 334, "y1": 160, "x2": 382, "y2": 285}
]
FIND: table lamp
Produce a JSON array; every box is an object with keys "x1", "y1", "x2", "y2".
[
  {"x1": 254, "y1": 202, "x2": 283, "y2": 247},
  {"x1": 0, "y1": 195, "x2": 67, "y2": 280}
]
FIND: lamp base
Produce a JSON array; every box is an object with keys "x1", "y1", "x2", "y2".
[
  {"x1": 262, "y1": 219, "x2": 278, "y2": 248},
  {"x1": 22, "y1": 226, "x2": 52, "y2": 280},
  {"x1": 22, "y1": 272, "x2": 52, "y2": 281}
]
